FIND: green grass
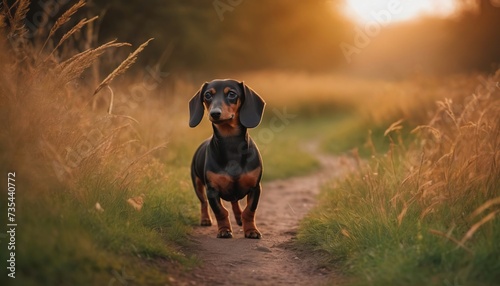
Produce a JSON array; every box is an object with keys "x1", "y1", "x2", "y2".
[
  {"x1": 2, "y1": 166, "x2": 197, "y2": 285},
  {"x1": 297, "y1": 71, "x2": 500, "y2": 285},
  {"x1": 299, "y1": 178, "x2": 500, "y2": 285},
  {"x1": 253, "y1": 111, "x2": 361, "y2": 180},
  {"x1": 259, "y1": 136, "x2": 319, "y2": 180},
  {"x1": 0, "y1": 168, "x2": 198, "y2": 286},
  {"x1": 0, "y1": 111, "x2": 350, "y2": 285},
  {"x1": 320, "y1": 116, "x2": 416, "y2": 158},
  {"x1": 164, "y1": 106, "x2": 360, "y2": 182},
  {"x1": 5, "y1": 4, "x2": 495, "y2": 284}
]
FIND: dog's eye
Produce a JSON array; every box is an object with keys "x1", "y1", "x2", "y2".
[
  {"x1": 227, "y1": 91, "x2": 238, "y2": 100},
  {"x1": 204, "y1": 92, "x2": 212, "y2": 100}
]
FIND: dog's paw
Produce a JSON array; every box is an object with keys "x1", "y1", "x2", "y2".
[
  {"x1": 217, "y1": 228, "x2": 233, "y2": 238},
  {"x1": 244, "y1": 229, "x2": 262, "y2": 239},
  {"x1": 200, "y1": 218, "x2": 212, "y2": 226}
]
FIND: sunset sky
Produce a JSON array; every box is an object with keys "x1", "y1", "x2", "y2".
[{"x1": 342, "y1": 0, "x2": 457, "y2": 23}]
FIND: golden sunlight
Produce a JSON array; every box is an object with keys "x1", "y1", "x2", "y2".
[{"x1": 342, "y1": 0, "x2": 457, "y2": 23}]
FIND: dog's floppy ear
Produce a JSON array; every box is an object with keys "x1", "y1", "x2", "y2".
[
  {"x1": 189, "y1": 82, "x2": 207, "y2": 127},
  {"x1": 239, "y1": 82, "x2": 265, "y2": 128}
]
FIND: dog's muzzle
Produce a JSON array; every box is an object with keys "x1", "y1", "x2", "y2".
[{"x1": 210, "y1": 108, "x2": 222, "y2": 120}]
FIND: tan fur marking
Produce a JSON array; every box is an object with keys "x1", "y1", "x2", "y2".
[
  {"x1": 214, "y1": 120, "x2": 240, "y2": 136},
  {"x1": 215, "y1": 207, "x2": 232, "y2": 235},
  {"x1": 203, "y1": 88, "x2": 216, "y2": 109},
  {"x1": 195, "y1": 177, "x2": 204, "y2": 194},
  {"x1": 231, "y1": 201, "x2": 243, "y2": 226},
  {"x1": 195, "y1": 177, "x2": 211, "y2": 225},
  {"x1": 242, "y1": 209, "x2": 260, "y2": 238},
  {"x1": 207, "y1": 171, "x2": 233, "y2": 193},
  {"x1": 215, "y1": 101, "x2": 240, "y2": 136},
  {"x1": 239, "y1": 167, "x2": 261, "y2": 190},
  {"x1": 214, "y1": 95, "x2": 241, "y2": 137}
]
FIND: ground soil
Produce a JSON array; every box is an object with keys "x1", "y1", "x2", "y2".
[{"x1": 180, "y1": 142, "x2": 355, "y2": 286}]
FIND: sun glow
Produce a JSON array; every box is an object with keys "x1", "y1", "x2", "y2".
[{"x1": 343, "y1": 0, "x2": 457, "y2": 24}]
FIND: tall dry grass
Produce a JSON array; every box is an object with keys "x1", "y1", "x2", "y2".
[
  {"x1": 0, "y1": 0, "x2": 163, "y2": 193},
  {"x1": 408, "y1": 75, "x2": 500, "y2": 225},
  {"x1": 0, "y1": 2, "x2": 197, "y2": 284},
  {"x1": 299, "y1": 70, "x2": 500, "y2": 285}
]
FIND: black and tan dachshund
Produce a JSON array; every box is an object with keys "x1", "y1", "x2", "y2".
[{"x1": 189, "y1": 79, "x2": 265, "y2": 239}]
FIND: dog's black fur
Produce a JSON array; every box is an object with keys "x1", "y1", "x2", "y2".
[{"x1": 189, "y1": 79, "x2": 265, "y2": 239}]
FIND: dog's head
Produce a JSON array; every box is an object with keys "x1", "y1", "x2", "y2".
[{"x1": 189, "y1": 79, "x2": 265, "y2": 129}]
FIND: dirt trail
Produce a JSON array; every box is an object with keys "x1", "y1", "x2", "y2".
[{"x1": 184, "y1": 141, "x2": 354, "y2": 286}]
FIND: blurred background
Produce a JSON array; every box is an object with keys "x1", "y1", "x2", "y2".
[
  {"x1": 2, "y1": 1, "x2": 499, "y2": 285},
  {"x1": 20, "y1": 0, "x2": 500, "y2": 77}
]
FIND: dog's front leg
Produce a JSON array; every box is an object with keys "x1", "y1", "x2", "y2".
[
  {"x1": 231, "y1": 201, "x2": 243, "y2": 226},
  {"x1": 207, "y1": 187, "x2": 233, "y2": 238},
  {"x1": 242, "y1": 184, "x2": 262, "y2": 239}
]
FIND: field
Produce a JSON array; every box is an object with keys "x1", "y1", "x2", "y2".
[
  {"x1": 298, "y1": 72, "x2": 500, "y2": 285},
  {"x1": 1, "y1": 1, "x2": 499, "y2": 285}
]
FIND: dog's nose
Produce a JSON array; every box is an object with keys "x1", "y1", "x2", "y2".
[{"x1": 210, "y1": 108, "x2": 222, "y2": 120}]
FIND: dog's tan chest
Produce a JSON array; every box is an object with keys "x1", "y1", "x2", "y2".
[
  {"x1": 206, "y1": 167, "x2": 261, "y2": 195},
  {"x1": 206, "y1": 171, "x2": 233, "y2": 193},
  {"x1": 238, "y1": 167, "x2": 261, "y2": 190}
]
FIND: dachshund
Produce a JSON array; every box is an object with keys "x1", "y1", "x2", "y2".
[{"x1": 189, "y1": 79, "x2": 265, "y2": 239}]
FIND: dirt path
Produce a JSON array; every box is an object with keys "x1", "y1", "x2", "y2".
[{"x1": 183, "y1": 142, "x2": 354, "y2": 286}]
